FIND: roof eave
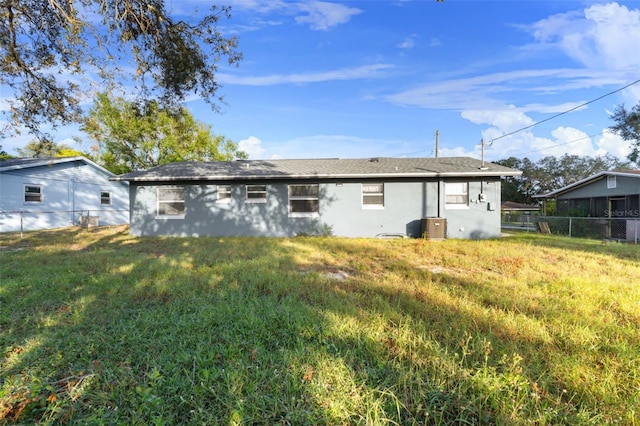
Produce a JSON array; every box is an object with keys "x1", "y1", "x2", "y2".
[{"x1": 111, "y1": 170, "x2": 522, "y2": 182}]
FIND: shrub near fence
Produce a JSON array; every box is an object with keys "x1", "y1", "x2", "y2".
[{"x1": 535, "y1": 216, "x2": 639, "y2": 243}]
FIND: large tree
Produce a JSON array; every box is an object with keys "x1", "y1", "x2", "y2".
[
  {"x1": 83, "y1": 93, "x2": 246, "y2": 174},
  {"x1": 0, "y1": 0, "x2": 241, "y2": 139},
  {"x1": 609, "y1": 103, "x2": 640, "y2": 163}
]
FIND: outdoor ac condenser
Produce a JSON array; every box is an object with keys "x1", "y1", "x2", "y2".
[{"x1": 421, "y1": 217, "x2": 446, "y2": 240}]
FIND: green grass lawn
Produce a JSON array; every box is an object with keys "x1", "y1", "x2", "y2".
[{"x1": 1, "y1": 226, "x2": 639, "y2": 425}]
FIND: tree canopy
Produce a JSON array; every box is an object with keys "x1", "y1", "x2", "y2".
[
  {"x1": 1, "y1": 0, "x2": 241, "y2": 139},
  {"x1": 83, "y1": 93, "x2": 246, "y2": 174},
  {"x1": 0, "y1": 144, "x2": 12, "y2": 160},
  {"x1": 16, "y1": 139, "x2": 84, "y2": 158},
  {"x1": 609, "y1": 103, "x2": 640, "y2": 163}
]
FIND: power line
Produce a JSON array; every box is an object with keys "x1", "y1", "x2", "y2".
[
  {"x1": 488, "y1": 78, "x2": 640, "y2": 145},
  {"x1": 518, "y1": 131, "x2": 605, "y2": 156}
]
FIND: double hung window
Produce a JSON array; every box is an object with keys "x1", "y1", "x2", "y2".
[
  {"x1": 246, "y1": 185, "x2": 267, "y2": 203},
  {"x1": 217, "y1": 185, "x2": 231, "y2": 202},
  {"x1": 289, "y1": 184, "x2": 319, "y2": 216},
  {"x1": 362, "y1": 183, "x2": 384, "y2": 208},
  {"x1": 157, "y1": 187, "x2": 185, "y2": 217},
  {"x1": 445, "y1": 182, "x2": 469, "y2": 208}
]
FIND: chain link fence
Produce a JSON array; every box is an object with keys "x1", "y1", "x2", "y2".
[{"x1": 502, "y1": 214, "x2": 640, "y2": 243}]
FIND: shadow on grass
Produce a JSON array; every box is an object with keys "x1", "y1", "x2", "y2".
[{"x1": 1, "y1": 228, "x2": 636, "y2": 424}]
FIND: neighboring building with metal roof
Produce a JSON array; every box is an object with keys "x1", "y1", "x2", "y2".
[
  {"x1": 112, "y1": 156, "x2": 522, "y2": 239},
  {"x1": 0, "y1": 156, "x2": 129, "y2": 232},
  {"x1": 535, "y1": 170, "x2": 640, "y2": 240}
]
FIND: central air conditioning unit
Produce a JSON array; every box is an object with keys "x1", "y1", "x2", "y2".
[
  {"x1": 421, "y1": 217, "x2": 446, "y2": 240},
  {"x1": 79, "y1": 215, "x2": 99, "y2": 229}
]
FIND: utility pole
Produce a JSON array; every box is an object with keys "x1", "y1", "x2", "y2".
[
  {"x1": 480, "y1": 139, "x2": 488, "y2": 170},
  {"x1": 435, "y1": 130, "x2": 439, "y2": 158}
]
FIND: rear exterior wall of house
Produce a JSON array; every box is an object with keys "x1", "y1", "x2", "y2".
[{"x1": 128, "y1": 178, "x2": 502, "y2": 239}]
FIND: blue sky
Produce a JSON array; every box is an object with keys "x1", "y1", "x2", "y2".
[{"x1": 3, "y1": 0, "x2": 640, "y2": 163}]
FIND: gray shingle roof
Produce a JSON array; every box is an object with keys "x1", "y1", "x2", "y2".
[
  {"x1": 0, "y1": 156, "x2": 115, "y2": 176},
  {"x1": 111, "y1": 157, "x2": 522, "y2": 182}
]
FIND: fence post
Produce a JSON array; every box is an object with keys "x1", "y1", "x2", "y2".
[
  {"x1": 20, "y1": 211, "x2": 24, "y2": 238},
  {"x1": 568, "y1": 217, "x2": 572, "y2": 238}
]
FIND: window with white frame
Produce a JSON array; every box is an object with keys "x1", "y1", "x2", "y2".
[
  {"x1": 24, "y1": 185, "x2": 42, "y2": 203},
  {"x1": 445, "y1": 182, "x2": 469, "y2": 208},
  {"x1": 101, "y1": 191, "x2": 112, "y2": 205},
  {"x1": 217, "y1": 185, "x2": 231, "y2": 202},
  {"x1": 362, "y1": 183, "x2": 384, "y2": 208},
  {"x1": 157, "y1": 187, "x2": 185, "y2": 217},
  {"x1": 246, "y1": 185, "x2": 267, "y2": 203},
  {"x1": 607, "y1": 175, "x2": 617, "y2": 189},
  {"x1": 289, "y1": 184, "x2": 319, "y2": 216}
]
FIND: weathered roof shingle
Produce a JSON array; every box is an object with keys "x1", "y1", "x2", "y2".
[{"x1": 112, "y1": 157, "x2": 522, "y2": 182}]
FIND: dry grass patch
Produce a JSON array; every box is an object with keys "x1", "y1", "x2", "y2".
[{"x1": 1, "y1": 227, "x2": 639, "y2": 424}]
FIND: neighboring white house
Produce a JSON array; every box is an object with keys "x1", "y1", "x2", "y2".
[
  {"x1": 0, "y1": 156, "x2": 129, "y2": 232},
  {"x1": 111, "y1": 157, "x2": 522, "y2": 239}
]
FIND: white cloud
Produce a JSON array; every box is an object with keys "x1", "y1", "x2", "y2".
[
  {"x1": 528, "y1": 2, "x2": 640, "y2": 71},
  {"x1": 461, "y1": 107, "x2": 534, "y2": 134},
  {"x1": 294, "y1": 1, "x2": 362, "y2": 31},
  {"x1": 385, "y1": 67, "x2": 630, "y2": 111},
  {"x1": 238, "y1": 136, "x2": 266, "y2": 159},
  {"x1": 398, "y1": 35, "x2": 417, "y2": 49},
  {"x1": 595, "y1": 128, "x2": 631, "y2": 159},
  {"x1": 219, "y1": 63, "x2": 393, "y2": 86},
  {"x1": 227, "y1": 0, "x2": 361, "y2": 31}
]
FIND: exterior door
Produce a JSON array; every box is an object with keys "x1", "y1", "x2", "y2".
[{"x1": 608, "y1": 198, "x2": 626, "y2": 239}]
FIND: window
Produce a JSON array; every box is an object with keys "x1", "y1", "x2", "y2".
[
  {"x1": 607, "y1": 175, "x2": 617, "y2": 189},
  {"x1": 289, "y1": 184, "x2": 319, "y2": 216},
  {"x1": 445, "y1": 182, "x2": 469, "y2": 209},
  {"x1": 217, "y1": 185, "x2": 231, "y2": 202},
  {"x1": 157, "y1": 187, "x2": 185, "y2": 217},
  {"x1": 101, "y1": 191, "x2": 112, "y2": 205},
  {"x1": 24, "y1": 185, "x2": 42, "y2": 203},
  {"x1": 362, "y1": 183, "x2": 384, "y2": 208},
  {"x1": 246, "y1": 185, "x2": 267, "y2": 203}
]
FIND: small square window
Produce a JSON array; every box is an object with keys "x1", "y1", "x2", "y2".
[
  {"x1": 217, "y1": 185, "x2": 231, "y2": 202},
  {"x1": 445, "y1": 182, "x2": 469, "y2": 209},
  {"x1": 101, "y1": 191, "x2": 112, "y2": 205},
  {"x1": 362, "y1": 183, "x2": 384, "y2": 208},
  {"x1": 607, "y1": 175, "x2": 616, "y2": 189},
  {"x1": 24, "y1": 185, "x2": 42, "y2": 203},
  {"x1": 246, "y1": 185, "x2": 267, "y2": 203}
]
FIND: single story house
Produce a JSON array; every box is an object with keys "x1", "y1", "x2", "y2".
[
  {"x1": 112, "y1": 157, "x2": 521, "y2": 239},
  {"x1": 0, "y1": 156, "x2": 129, "y2": 232},
  {"x1": 534, "y1": 170, "x2": 640, "y2": 240}
]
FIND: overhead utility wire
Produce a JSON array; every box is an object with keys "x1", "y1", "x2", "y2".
[
  {"x1": 518, "y1": 131, "x2": 604, "y2": 156},
  {"x1": 488, "y1": 78, "x2": 640, "y2": 145}
]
